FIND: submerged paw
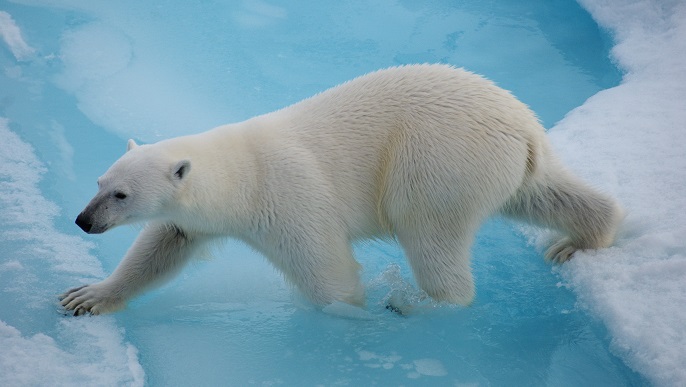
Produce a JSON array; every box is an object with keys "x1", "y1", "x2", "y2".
[{"x1": 385, "y1": 302, "x2": 406, "y2": 316}]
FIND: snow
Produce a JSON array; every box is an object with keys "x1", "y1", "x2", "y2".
[
  {"x1": 0, "y1": 319, "x2": 144, "y2": 387},
  {"x1": 0, "y1": 0, "x2": 683, "y2": 385},
  {"x1": 0, "y1": 11, "x2": 34, "y2": 61},
  {"x1": 540, "y1": 1, "x2": 686, "y2": 385},
  {"x1": 0, "y1": 119, "x2": 145, "y2": 386}
]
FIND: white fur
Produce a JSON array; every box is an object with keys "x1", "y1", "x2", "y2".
[{"x1": 61, "y1": 64, "x2": 622, "y2": 315}]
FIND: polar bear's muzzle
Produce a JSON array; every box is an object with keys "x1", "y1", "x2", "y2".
[
  {"x1": 75, "y1": 196, "x2": 112, "y2": 234},
  {"x1": 75, "y1": 211, "x2": 110, "y2": 234},
  {"x1": 75, "y1": 211, "x2": 98, "y2": 233}
]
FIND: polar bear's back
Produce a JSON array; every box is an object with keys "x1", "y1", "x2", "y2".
[
  {"x1": 286, "y1": 64, "x2": 542, "y2": 172},
  {"x1": 268, "y1": 65, "x2": 542, "y2": 235},
  {"x1": 295, "y1": 64, "x2": 541, "y2": 136}
]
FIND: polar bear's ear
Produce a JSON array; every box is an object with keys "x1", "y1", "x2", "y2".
[
  {"x1": 127, "y1": 139, "x2": 139, "y2": 152},
  {"x1": 171, "y1": 160, "x2": 191, "y2": 182}
]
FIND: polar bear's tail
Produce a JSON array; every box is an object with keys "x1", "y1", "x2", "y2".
[{"x1": 501, "y1": 162, "x2": 623, "y2": 263}]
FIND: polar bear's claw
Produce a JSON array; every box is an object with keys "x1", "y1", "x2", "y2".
[
  {"x1": 545, "y1": 238, "x2": 578, "y2": 264},
  {"x1": 59, "y1": 282, "x2": 123, "y2": 316}
]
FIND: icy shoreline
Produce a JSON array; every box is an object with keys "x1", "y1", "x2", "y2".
[
  {"x1": 545, "y1": 1, "x2": 686, "y2": 385},
  {"x1": 0, "y1": 119, "x2": 145, "y2": 386}
]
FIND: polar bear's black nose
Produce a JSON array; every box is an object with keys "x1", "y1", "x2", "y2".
[{"x1": 75, "y1": 213, "x2": 92, "y2": 233}]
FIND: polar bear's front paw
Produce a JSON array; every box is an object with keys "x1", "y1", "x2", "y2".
[
  {"x1": 544, "y1": 237, "x2": 578, "y2": 264},
  {"x1": 59, "y1": 282, "x2": 124, "y2": 316}
]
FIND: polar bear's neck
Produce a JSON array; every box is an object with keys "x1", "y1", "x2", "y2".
[{"x1": 164, "y1": 124, "x2": 264, "y2": 236}]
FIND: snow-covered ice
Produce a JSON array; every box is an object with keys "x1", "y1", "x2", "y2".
[
  {"x1": 541, "y1": 1, "x2": 686, "y2": 385},
  {"x1": 0, "y1": 119, "x2": 144, "y2": 386}
]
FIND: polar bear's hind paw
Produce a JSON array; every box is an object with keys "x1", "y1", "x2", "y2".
[{"x1": 544, "y1": 237, "x2": 578, "y2": 264}]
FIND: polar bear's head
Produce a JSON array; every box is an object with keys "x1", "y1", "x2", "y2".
[{"x1": 75, "y1": 139, "x2": 191, "y2": 234}]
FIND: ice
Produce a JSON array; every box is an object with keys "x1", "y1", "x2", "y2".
[
  {"x1": 411, "y1": 358, "x2": 448, "y2": 377},
  {"x1": 322, "y1": 302, "x2": 375, "y2": 320},
  {"x1": 0, "y1": 319, "x2": 144, "y2": 387},
  {"x1": 232, "y1": 0, "x2": 288, "y2": 28},
  {"x1": 537, "y1": 1, "x2": 686, "y2": 385},
  {"x1": 0, "y1": 11, "x2": 34, "y2": 61},
  {"x1": 55, "y1": 20, "x2": 225, "y2": 142},
  {"x1": 0, "y1": 119, "x2": 144, "y2": 385},
  {"x1": 15, "y1": 0, "x2": 616, "y2": 140},
  {"x1": 1, "y1": 0, "x2": 682, "y2": 385}
]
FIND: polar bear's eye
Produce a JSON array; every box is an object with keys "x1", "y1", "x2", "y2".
[{"x1": 114, "y1": 192, "x2": 127, "y2": 200}]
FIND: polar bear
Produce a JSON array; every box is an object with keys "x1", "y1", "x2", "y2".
[{"x1": 60, "y1": 64, "x2": 622, "y2": 315}]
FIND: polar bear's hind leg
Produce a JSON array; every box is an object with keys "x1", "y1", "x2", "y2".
[
  {"x1": 503, "y1": 170, "x2": 622, "y2": 263},
  {"x1": 395, "y1": 219, "x2": 477, "y2": 306}
]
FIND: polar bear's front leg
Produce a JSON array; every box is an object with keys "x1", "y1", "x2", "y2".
[
  {"x1": 264, "y1": 229, "x2": 365, "y2": 307},
  {"x1": 60, "y1": 223, "x2": 206, "y2": 315}
]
